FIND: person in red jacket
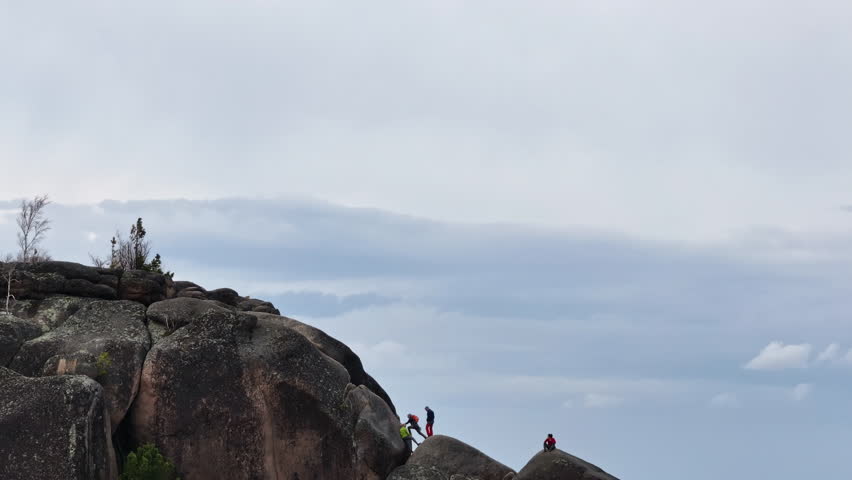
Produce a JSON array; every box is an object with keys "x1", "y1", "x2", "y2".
[
  {"x1": 406, "y1": 413, "x2": 427, "y2": 440},
  {"x1": 543, "y1": 433, "x2": 556, "y2": 452}
]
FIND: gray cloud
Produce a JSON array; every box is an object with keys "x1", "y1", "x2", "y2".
[{"x1": 2, "y1": 1, "x2": 852, "y2": 241}]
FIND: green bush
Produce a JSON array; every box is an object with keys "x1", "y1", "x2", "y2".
[
  {"x1": 120, "y1": 443, "x2": 180, "y2": 480},
  {"x1": 96, "y1": 351, "x2": 111, "y2": 377}
]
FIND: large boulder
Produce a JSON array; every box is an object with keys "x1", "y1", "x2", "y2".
[
  {"x1": 0, "y1": 367, "x2": 117, "y2": 480},
  {"x1": 147, "y1": 297, "x2": 233, "y2": 330},
  {"x1": 9, "y1": 300, "x2": 150, "y2": 432},
  {"x1": 172, "y1": 280, "x2": 205, "y2": 293},
  {"x1": 407, "y1": 435, "x2": 516, "y2": 480},
  {"x1": 252, "y1": 312, "x2": 396, "y2": 413},
  {"x1": 348, "y1": 384, "x2": 409, "y2": 477},
  {"x1": 515, "y1": 449, "x2": 619, "y2": 480},
  {"x1": 237, "y1": 297, "x2": 281, "y2": 314},
  {"x1": 131, "y1": 310, "x2": 405, "y2": 479},
  {"x1": 0, "y1": 314, "x2": 42, "y2": 366},
  {"x1": 118, "y1": 270, "x2": 174, "y2": 305},
  {"x1": 205, "y1": 287, "x2": 240, "y2": 306}
]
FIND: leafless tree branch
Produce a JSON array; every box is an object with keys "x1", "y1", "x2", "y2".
[{"x1": 16, "y1": 195, "x2": 51, "y2": 263}]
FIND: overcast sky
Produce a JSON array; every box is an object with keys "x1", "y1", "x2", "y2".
[{"x1": 2, "y1": 2, "x2": 852, "y2": 479}]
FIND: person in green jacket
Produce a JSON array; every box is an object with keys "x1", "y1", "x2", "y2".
[{"x1": 400, "y1": 422, "x2": 419, "y2": 457}]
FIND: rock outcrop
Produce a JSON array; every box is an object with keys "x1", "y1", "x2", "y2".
[
  {"x1": 2, "y1": 261, "x2": 119, "y2": 301},
  {"x1": 515, "y1": 449, "x2": 619, "y2": 480},
  {"x1": 405, "y1": 435, "x2": 516, "y2": 480},
  {"x1": 0, "y1": 367, "x2": 117, "y2": 480},
  {"x1": 0, "y1": 260, "x2": 624, "y2": 480},
  {"x1": 9, "y1": 300, "x2": 150, "y2": 432},
  {"x1": 131, "y1": 308, "x2": 405, "y2": 479}
]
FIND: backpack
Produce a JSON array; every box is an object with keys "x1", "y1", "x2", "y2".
[{"x1": 410, "y1": 414, "x2": 419, "y2": 423}]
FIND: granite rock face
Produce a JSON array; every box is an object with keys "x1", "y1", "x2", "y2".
[
  {"x1": 131, "y1": 310, "x2": 406, "y2": 479},
  {"x1": 9, "y1": 300, "x2": 150, "y2": 432},
  {"x1": 515, "y1": 449, "x2": 620, "y2": 480},
  {"x1": 0, "y1": 314, "x2": 42, "y2": 366},
  {"x1": 252, "y1": 311, "x2": 396, "y2": 413},
  {"x1": 406, "y1": 435, "x2": 516, "y2": 480},
  {"x1": 0, "y1": 367, "x2": 117, "y2": 480}
]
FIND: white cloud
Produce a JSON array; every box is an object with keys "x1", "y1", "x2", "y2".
[
  {"x1": 744, "y1": 342, "x2": 812, "y2": 370},
  {"x1": 583, "y1": 393, "x2": 624, "y2": 408},
  {"x1": 86, "y1": 232, "x2": 98, "y2": 242},
  {"x1": 815, "y1": 343, "x2": 840, "y2": 364},
  {"x1": 709, "y1": 392, "x2": 741, "y2": 408},
  {"x1": 790, "y1": 383, "x2": 812, "y2": 402}
]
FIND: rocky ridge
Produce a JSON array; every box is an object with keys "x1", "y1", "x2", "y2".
[{"x1": 0, "y1": 260, "x2": 620, "y2": 480}]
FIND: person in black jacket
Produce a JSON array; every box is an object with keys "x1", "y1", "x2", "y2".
[{"x1": 424, "y1": 406, "x2": 435, "y2": 437}]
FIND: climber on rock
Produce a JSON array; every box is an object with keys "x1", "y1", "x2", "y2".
[
  {"x1": 543, "y1": 433, "x2": 556, "y2": 452},
  {"x1": 400, "y1": 422, "x2": 418, "y2": 457},
  {"x1": 424, "y1": 406, "x2": 435, "y2": 437},
  {"x1": 406, "y1": 413, "x2": 428, "y2": 440}
]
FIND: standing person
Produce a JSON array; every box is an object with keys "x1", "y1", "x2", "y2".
[
  {"x1": 424, "y1": 406, "x2": 435, "y2": 437},
  {"x1": 400, "y1": 422, "x2": 419, "y2": 457},
  {"x1": 406, "y1": 413, "x2": 428, "y2": 440},
  {"x1": 543, "y1": 433, "x2": 556, "y2": 452}
]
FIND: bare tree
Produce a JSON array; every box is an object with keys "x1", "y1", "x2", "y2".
[
  {"x1": 1, "y1": 254, "x2": 17, "y2": 315},
  {"x1": 89, "y1": 253, "x2": 109, "y2": 268},
  {"x1": 16, "y1": 195, "x2": 51, "y2": 263}
]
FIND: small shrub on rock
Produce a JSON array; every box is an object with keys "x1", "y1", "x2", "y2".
[
  {"x1": 96, "y1": 351, "x2": 112, "y2": 377},
  {"x1": 120, "y1": 443, "x2": 180, "y2": 480}
]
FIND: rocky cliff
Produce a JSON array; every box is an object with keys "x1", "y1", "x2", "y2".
[{"x1": 0, "y1": 260, "x2": 620, "y2": 480}]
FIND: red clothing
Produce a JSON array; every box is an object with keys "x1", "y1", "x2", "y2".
[
  {"x1": 544, "y1": 437, "x2": 556, "y2": 446},
  {"x1": 426, "y1": 423, "x2": 433, "y2": 437}
]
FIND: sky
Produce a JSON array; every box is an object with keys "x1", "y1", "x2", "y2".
[{"x1": 2, "y1": 1, "x2": 852, "y2": 479}]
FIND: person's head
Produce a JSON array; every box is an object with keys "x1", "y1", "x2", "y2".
[
  {"x1": 547, "y1": 434, "x2": 553, "y2": 438},
  {"x1": 425, "y1": 406, "x2": 430, "y2": 411},
  {"x1": 407, "y1": 413, "x2": 413, "y2": 419}
]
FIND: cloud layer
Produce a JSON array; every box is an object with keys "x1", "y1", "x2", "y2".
[
  {"x1": 3, "y1": 1, "x2": 852, "y2": 244},
  {"x1": 1, "y1": 197, "x2": 851, "y2": 479}
]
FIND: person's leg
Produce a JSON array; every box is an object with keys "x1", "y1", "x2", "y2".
[
  {"x1": 426, "y1": 423, "x2": 433, "y2": 437},
  {"x1": 414, "y1": 425, "x2": 427, "y2": 439}
]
